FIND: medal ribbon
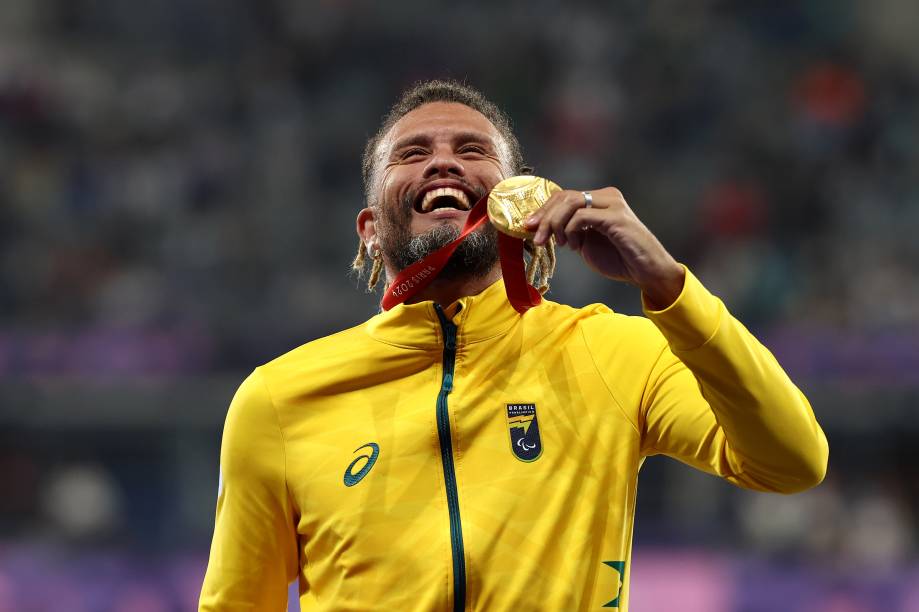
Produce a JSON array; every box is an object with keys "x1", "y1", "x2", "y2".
[{"x1": 381, "y1": 195, "x2": 542, "y2": 313}]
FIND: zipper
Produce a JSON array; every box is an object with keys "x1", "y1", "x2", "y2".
[{"x1": 433, "y1": 303, "x2": 466, "y2": 612}]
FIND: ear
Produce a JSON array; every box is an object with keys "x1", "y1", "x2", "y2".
[{"x1": 356, "y1": 207, "x2": 377, "y2": 251}]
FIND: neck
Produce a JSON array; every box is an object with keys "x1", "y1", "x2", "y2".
[{"x1": 402, "y1": 265, "x2": 502, "y2": 307}]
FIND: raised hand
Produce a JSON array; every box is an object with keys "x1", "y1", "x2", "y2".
[{"x1": 524, "y1": 187, "x2": 685, "y2": 309}]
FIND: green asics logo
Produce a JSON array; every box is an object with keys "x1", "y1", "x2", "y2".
[{"x1": 343, "y1": 443, "x2": 380, "y2": 487}]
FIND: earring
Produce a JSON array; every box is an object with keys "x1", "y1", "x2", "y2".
[{"x1": 367, "y1": 243, "x2": 384, "y2": 290}]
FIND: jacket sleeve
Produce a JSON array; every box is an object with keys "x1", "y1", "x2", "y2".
[
  {"x1": 199, "y1": 368, "x2": 299, "y2": 610},
  {"x1": 638, "y1": 267, "x2": 828, "y2": 493}
]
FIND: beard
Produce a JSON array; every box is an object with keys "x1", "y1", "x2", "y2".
[{"x1": 376, "y1": 187, "x2": 500, "y2": 282}]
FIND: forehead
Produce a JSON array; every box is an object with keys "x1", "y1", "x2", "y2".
[{"x1": 383, "y1": 102, "x2": 502, "y2": 149}]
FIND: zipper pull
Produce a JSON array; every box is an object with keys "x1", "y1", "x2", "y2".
[{"x1": 434, "y1": 304, "x2": 458, "y2": 350}]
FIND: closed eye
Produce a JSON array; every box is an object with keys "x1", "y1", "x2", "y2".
[
  {"x1": 459, "y1": 144, "x2": 487, "y2": 155},
  {"x1": 400, "y1": 147, "x2": 428, "y2": 160}
]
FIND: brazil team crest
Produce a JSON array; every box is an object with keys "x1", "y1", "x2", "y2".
[{"x1": 506, "y1": 403, "x2": 542, "y2": 462}]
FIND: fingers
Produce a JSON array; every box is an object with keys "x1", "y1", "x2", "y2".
[
  {"x1": 525, "y1": 187, "x2": 625, "y2": 247},
  {"x1": 525, "y1": 190, "x2": 594, "y2": 247},
  {"x1": 564, "y1": 208, "x2": 606, "y2": 251}
]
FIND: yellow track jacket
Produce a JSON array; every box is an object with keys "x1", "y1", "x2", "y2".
[{"x1": 200, "y1": 268, "x2": 828, "y2": 611}]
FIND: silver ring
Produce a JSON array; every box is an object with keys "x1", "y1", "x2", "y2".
[{"x1": 582, "y1": 191, "x2": 593, "y2": 208}]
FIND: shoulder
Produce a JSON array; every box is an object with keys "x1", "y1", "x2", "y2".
[
  {"x1": 263, "y1": 321, "x2": 371, "y2": 370},
  {"x1": 535, "y1": 298, "x2": 665, "y2": 344},
  {"x1": 529, "y1": 298, "x2": 669, "y2": 373},
  {"x1": 252, "y1": 320, "x2": 376, "y2": 404}
]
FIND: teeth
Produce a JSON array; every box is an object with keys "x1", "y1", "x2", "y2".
[{"x1": 420, "y1": 187, "x2": 471, "y2": 212}]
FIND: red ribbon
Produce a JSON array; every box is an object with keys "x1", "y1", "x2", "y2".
[
  {"x1": 380, "y1": 195, "x2": 542, "y2": 313},
  {"x1": 497, "y1": 229, "x2": 542, "y2": 313}
]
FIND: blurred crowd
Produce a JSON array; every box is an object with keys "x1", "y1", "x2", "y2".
[
  {"x1": 2, "y1": 1, "x2": 918, "y2": 375},
  {"x1": 1, "y1": 1, "x2": 918, "y2": 610}
]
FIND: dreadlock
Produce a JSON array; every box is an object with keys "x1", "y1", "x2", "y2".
[
  {"x1": 351, "y1": 240, "x2": 384, "y2": 292},
  {"x1": 524, "y1": 239, "x2": 557, "y2": 295},
  {"x1": 354, "y1": 79, "x2": 556, "y2": 294}
]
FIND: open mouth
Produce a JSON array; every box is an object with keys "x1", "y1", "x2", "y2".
[{"x1": 415, "y1": 186, "x2": 473, "y2": 214}]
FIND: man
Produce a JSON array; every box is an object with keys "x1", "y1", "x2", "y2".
[{"x1": 200, "y1": 80, "x2": 828, "y2": 611}]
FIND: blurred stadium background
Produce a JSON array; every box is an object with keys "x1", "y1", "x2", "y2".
[{"x1": 1, "y1": 1, "x2": 918, "y2": 610}]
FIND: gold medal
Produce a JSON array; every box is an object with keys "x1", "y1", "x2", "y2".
[{"x1": 487, "y1": 175, "x2": 561, "y2": 239}]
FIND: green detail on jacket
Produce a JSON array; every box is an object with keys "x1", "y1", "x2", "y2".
[
  {"x1": 434, "y1": 304, "x2": 466, "y2": 612},
  {"x1": 602, "y1": 561, "x2": 626, "y2": 608}
]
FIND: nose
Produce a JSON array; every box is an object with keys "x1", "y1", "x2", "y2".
[{"x1": 422, "y1": 145, "x2": 464, "y2": 179}]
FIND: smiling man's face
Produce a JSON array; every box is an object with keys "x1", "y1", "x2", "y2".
[{"x1": 360, "y1": 102, "x2": 512, "y2": 280}]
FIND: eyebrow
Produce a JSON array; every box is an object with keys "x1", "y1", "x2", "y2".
[{"x1": 390, "y1": 130, "x2": 497, "y2": 155}]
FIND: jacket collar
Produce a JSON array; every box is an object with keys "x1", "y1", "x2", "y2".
[{"x1": 365, "y1": 278, "x2": 521, "y2": 349}]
